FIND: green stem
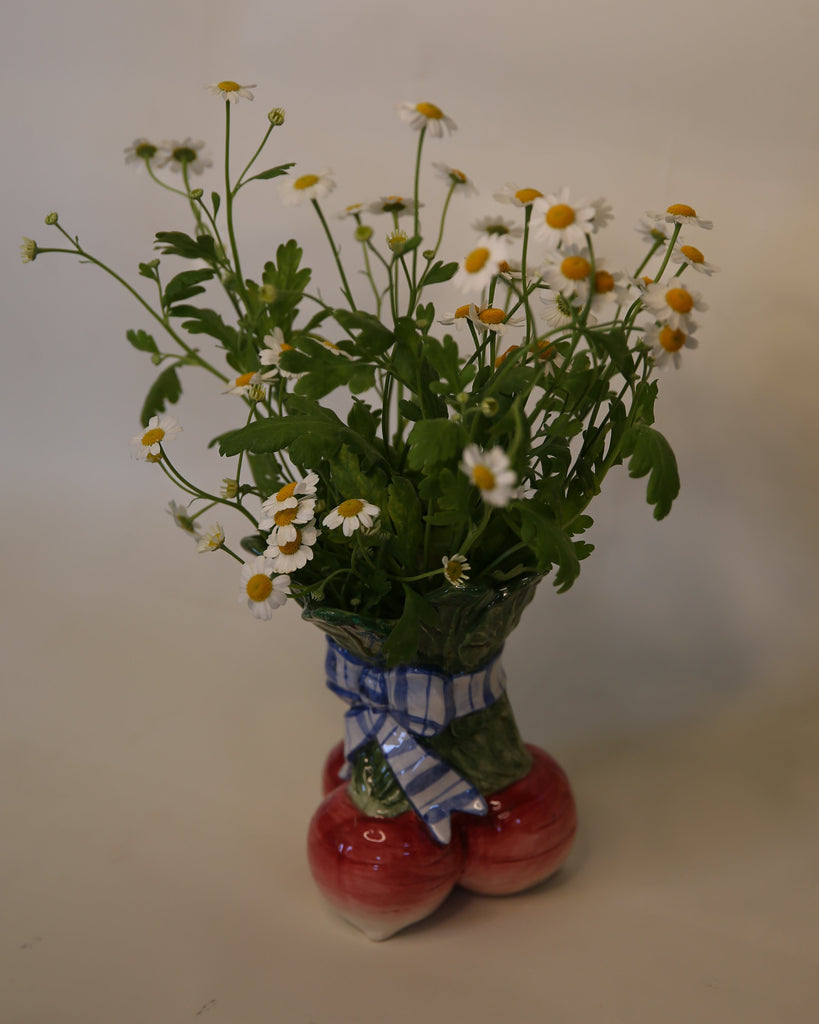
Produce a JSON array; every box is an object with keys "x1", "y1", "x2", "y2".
[{"x1": 312, "y1": 199, "x2": 357, "y2": 310}]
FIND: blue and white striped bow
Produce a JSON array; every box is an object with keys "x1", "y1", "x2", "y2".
[{"x1": 324, "y1": 637, "x2": 507, "y2": 844}]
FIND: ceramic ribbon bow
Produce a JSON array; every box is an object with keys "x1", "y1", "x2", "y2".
[{"x1": 324, "y1": 636, "x2": 507, "y2": 844}]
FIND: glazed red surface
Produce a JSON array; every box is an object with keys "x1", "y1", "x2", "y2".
[
  {"x1": 307, "y1": 785, "x2": 465, "y2": 939},
  {"x1": 456, "y1": 744, "x2": 577, "y2": 895}
]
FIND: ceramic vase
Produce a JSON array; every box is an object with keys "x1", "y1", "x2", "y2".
[{"x1": 303, "y1": 578, "x2": 577, "y2": 940}]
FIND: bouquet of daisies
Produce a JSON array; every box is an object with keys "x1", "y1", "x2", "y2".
[{"x1": 22, "y1": 81, "x2": 716, "y2": 662}]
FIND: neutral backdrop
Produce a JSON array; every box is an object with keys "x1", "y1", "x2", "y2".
[{"x1": 2, "y1": 1, "x2": 818, "y2": 1022}]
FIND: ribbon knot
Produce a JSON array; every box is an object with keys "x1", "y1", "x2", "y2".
[{"x1": 324, "y1": 637, "x2": 507, "y2": 844}]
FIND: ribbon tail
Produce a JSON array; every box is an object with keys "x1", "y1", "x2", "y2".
[{"x1": 376, "y1": 717, "x2": 488, "y2": 845}]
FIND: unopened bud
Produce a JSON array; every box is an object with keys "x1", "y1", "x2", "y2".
[
  {"x1": 258, "y1": 283, "x2": 277, "y2": 303},
  {"x1": 189, "y1": 188, "x2": 204, "y2": 200},
  {"x1": 422, "y1": 249, "x2": 435, "y2": 260},
  {"x1": 354, "y1": 224, "x2": 373, "y2": 243},
  {"x1": 387, "y1": 229, "x2": 408, "y2": 254},
  {"x1": 481, "y1": 397, "x2": 499, "y2": 417},
  {"x1": 268, "y1": 108, "x2": 286, "y2": 126},
  {"x1": 220, "y1": 478, "x2": 239, "y2": 499},
  {"x1": 44, "y1": 212, "x2": 59, "y2": 225}
]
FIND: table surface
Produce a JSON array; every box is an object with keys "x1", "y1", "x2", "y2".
[{"x1": 2, "y1": 487, "x2": 818, "y2": 1024}]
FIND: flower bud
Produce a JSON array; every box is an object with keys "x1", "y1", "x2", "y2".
[
  {"x1": 481, "y1": 397, "x2": 499, "y2": 417},
  {"x1": 422, "y1": 249, "x2": 435, "y2": 261},
  {"x1": 354, "y1": 225, "x2": 373, "y2": 243},
  {"x1": 220, "y1": 478, "x2": 239, "y2": 499},
  {"x1": 258, "y1": 283, "x2": 277, "y2": 303},
  {"x1": 387, "y1": 229, "x2": 408, "y2": 254},
  {"x1": 268, "y1": 108, "x2": 286, "y2": 126},
  {"x1": 44, "y1": 212, "x2": 59, "y2": 225},
  {"x1": 189, "y1": 188, "x2": 204, "y2": 200},
  {"x1": 145, "y1": 258, "x2": 160, "y2": 269}
]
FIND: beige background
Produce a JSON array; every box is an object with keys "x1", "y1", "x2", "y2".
[{"x1": 2, "y1": 1, "x2": 818, "y2": 1021}]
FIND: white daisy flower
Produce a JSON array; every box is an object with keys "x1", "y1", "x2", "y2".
[
  {"x1": 642, "y1": 280, "x2": 708, "y2": 331},
  {"x1": 156, "y1": 139, "x2": 212, "y2": 176},
  {"x1": 197, "y1": 523, "x2": 225, "y2": 553},
  {"x1": 260, "y1": 473, "x2": 319, "y2": 517},
  {"x1": 439, "y1": 303, "x2": 479, "y2": 329},
  {"x1": 223, "y1": 369, "x2": 276, "y2": 398},
  {"x1": 635, "y1": 218, "x2": 670, "y2": 246},
  {"x1": 645, "y1": 320, "x2": 700, "y2": 370},
  {"x1": 442, "y1": 554, "x2": 470, "y2": 588},
  {"x1": 337, "y1": 203, "x2": 366, "y2": 220},
  {"x1": 540, "y1": 291, "x2": 577, "y2": 328},
  {"x1": 260, "y1": 327, "x2": 300, "y2": 379},
  {"x1": 20, "y1": 237, "x2": 37, "y2": 263},
  {"x1": 433, "y1": 163, "x2": 478, "y2": 197},
  {"x1": 671, "y1": 244, "x2": 719, "y2": 276},
  {"x1": 452, "y1": 237, "x2": 510, "y2": 294},
  {"x1": 471, "y1": 215, "x2": 523, "y2": 240},
  {"x1": 589, "y1": 262, "x2": 631, "y2": 312},
  {"x1": 206, "y1": 80, "x2": 256, "y2": 103},
  {"x1": 323, "y1": 499, "x2": 380, "y2": 537},
  {"x1": 493, "y1": 184, "x2": 544, "y2": 207},
  {"x1": 238, "y1": 557, "x2": 290, "y2": 620},
  {"x1": 532, "y1": 189, "x2": 596, "y2": 249},
  {"x1": 124, "y1": 138, "x2": 160, "y2": 165},
  {"x1": 542, "y1": 252, "x2": 594, "y2": 302},
  {"x1": 466, "y1": 306, "x2": 524, "y2": 335},
  {"x1": 131, "y1": 415, "x2": 182, "y2": 462},
  {"x1": 167, "y1": 500, "x2": 202, "y2": 539},
  {"x1": 259, "y1": 491, "x2": 318, "y2": 545},
  {"x1": 398, "y1": 101, "x2": 457, "y2": 137},
  {"x1": 460, "y1": 445, "x2": 517, "y2": 508},
  {"x1": 264, "y1": 523, "x2": 319, "y2": 573},
  {"x1": 367, "y1": 195, "x2": 421, "y2": 218},
  {"x1": 590, "y1": 197, "x2": 615, "y2": 232},
  {"x1": 646, "y1": 203, "x2": 713, "y2": 230},
  {"x1": 279, "y1": 170, "x2": 335, "y2": 206}
]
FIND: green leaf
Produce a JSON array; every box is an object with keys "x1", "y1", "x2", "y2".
[
  {"x1": 585, "y1": 326, "x2": 635, "y2": 379},
  {"x1": 126, "y1": 329, "x2": 159, "y2": 355},
  {"x1": 621, "y1": 423, "x2": 680, "y2": 520},
  {"x1": 169, "y1": 305, "x2": 239, "y2": 350},
  {"x1": 382, "y1": 586, "x2": 439, "y2": 665},
  {"x1": 326, "y1": 443, "x2": 389, "y2": 510},
  {"x1": 211, "y1": 192, "x2": 221, "y2": 217},
  {"x1": 154, "y1": 231, "x2": 217, "y2": 263},
  {"x1": 406, "y1": 418, "x2": 468, "y2": 473},
  {"x1": 398, "y1": 399, "x2": 423, "y2": 422},
  {"x1": 347, "y1": 399, "x2": 380, "y2": 443},
  {"x1": 140, "y1": 366, "x2": 182, "y2": 427},
  {"x1": 422, "y1": 260, "x2": 459, "y2": 286},
  {"x1": 334, "y1": 309, "x2": 395, "y2": 358},
  {"x1": 162, "y1": 268, "x2": 215, "y2": 309},
  {"x1": 243, "y1": 162, "x2": 295, "y2": 184},
  {"x1": 386, "y1": 476, "x2": 424, "y2": 569},
  {"x1": 515, "y1": 503, "x2": 581, "y2": 592}
]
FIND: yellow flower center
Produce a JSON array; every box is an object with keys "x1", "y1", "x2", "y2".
[
  {"x1": 235, "y1": 372, "x2": 255, "y2": 387},
  {"x1": 465, "y1": 247, "x2": 491, "y2": 274},
  {"x1": 338, "y1": 498, "x2": 364, "y2": 518},
  {"x1": 246, "y1": 574, "x2": 273, "y2": 602},
  {"x1": 561, "y1": 256, "x2": 591, "y2": 281},
  {"x1": 515, "y1": 188, "x2": 542, "y2": 205},
  {"x1": 416, "y1": 102, "x2": 444, "y2": 119},
  {"x1": 666, "y1": 203, "x2": 697, "y2": 218},
  {"x1": 450, "y1": 168, "x2": 467, "y2": 183},
  {"x1": 478, "y1": 307, "x2": 506, "y2": 325},
  {"x1": 294, "y1": 174, "x2": 320, "y2": 190},
  {"x1": 218, "y1": 81, "x2": 241, "y2": 92},
  {"x1": 472, "y1": 466, "x2": 496, "y2": 491},
  {"x1": 454, "y1": 304, "x2": 472, "y2": 318},
  {"x1": 665, "y1": 287, "x2": 694, "y2": 314},
  {"x1": 172, "y1": 146, "x2": 198, "y2": 164},
  {"x1": 537, "y1": 341, "x2": 556, "y2": 361},
  {"x1": 276, "y1": 481, "x2": 297, "y2": 502},
  {"x1": 277, "y1": 532, "x2": 303, "y2": 556},
  {"x1": 545, "y1": 203, "x2": 575, "y2": 230},
  {"x1": 495, "y1": 345, "x2": 519, "y2": 367},
  {"x1": 659, "y1": 326, "x2": 687, "y2": 353},
  {"x1": 594, "y1": 270, "x2": 615, "y2": 293},
  {"x1": 141, "y1": 427, "x2": 165, "y2": 447},
  {"x1": 274, "y1": 506, "x2": 297, "y2": 527},
  {"x1": 679, "y1": 245, "x2": 705, "y2": 264},
  {"x1": 146, "y1": 452, "x2": 162, "y2": 464},
  {"x1": 445, "y1": 560, "x2": 464, "y2": 583}
]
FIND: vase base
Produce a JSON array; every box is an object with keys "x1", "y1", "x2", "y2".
[{"x1": 455, "y1": 744, "x2": 577, "y2": 895}]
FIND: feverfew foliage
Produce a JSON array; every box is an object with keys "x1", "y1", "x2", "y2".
[{"x1": 24, "y1": 85, "x2": 718, "y2": 662}]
